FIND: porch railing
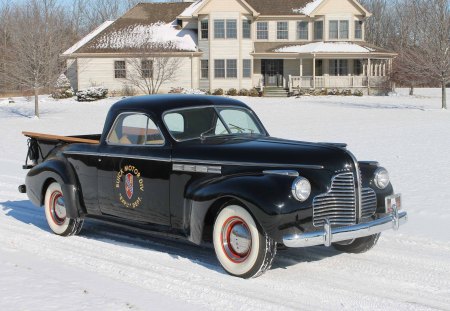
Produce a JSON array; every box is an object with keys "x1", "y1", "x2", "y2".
[{"x1": 288, "y1": 75, "x2": 389, "y2": 93}]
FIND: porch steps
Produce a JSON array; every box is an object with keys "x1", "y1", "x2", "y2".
[{"x1": 263, "y1": 87, "x2": 289, "y2": 97}]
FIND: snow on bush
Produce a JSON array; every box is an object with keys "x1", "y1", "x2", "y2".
[
  {"x1": 52, "y1": 74, "x2": 74, "y2": 99},
  {"x1": 227, "y1": 88, "x2": 237, "y2": 96},
  {"x1": 169, "y1": 87, "x2": 206, "y2": 95},
  {"x1": 213, "y1": 88, "x2": 224, "y2": 96},
  {"x1": 76, "y1": 87, "x2": 108, "y2": 102}
]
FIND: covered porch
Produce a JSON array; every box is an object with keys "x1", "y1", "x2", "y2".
[
  {"x1": 251, "y1": 42, "x2": 397, "y2": 95},
  {"x1": 288, "y1": 57, "x2": 392, "y2": 92}
]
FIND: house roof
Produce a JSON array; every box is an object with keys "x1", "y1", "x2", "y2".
[
  {"x1": 253, "y1": 41, "x2": 395, "y2": 55},
  {"x1": 246, "y1": 0, "x2": 321, "y2": 16},
  {"x1": 179, "y1": 0, "x2": 369, "y2": 17},
  {"x1": 69, "y1": 2, "x2": 198, "y2": 54}
]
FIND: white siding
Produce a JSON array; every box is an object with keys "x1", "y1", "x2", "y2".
[
  {"x1": 66, "y1": 59, "x2": 78, "y2": 91},
  {"x1": 77, "y1": 57, "x2": 193, "y2": 95}
]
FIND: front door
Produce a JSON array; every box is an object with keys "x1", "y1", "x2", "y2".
[
  {"x1": 97, "y1": 112, "x2": 171, "y2": 226},
  {"x1": 262, "y1": 59, "x2": 284, "y2": 87}
]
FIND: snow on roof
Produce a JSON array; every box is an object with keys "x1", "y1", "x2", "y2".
[
  {"x1": 179, "y1": 0, "x2": 204, "y2": 17},
  {"x1": 93, "y1": 22, "x2": 197, "y2": 52},
  {"x1": 63, "y1": 21, "x2": 114, "y2": 55},
  {"x1": 292, "y1": 0, "x2": 324, "y2": 16},
  {"x1": 274, "y1": 42, "x2": 375, "y2": 53}
]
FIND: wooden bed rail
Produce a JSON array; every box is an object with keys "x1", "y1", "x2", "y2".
[{"x1": 22, "y1": 131, "x2": 100, "y2": 144}]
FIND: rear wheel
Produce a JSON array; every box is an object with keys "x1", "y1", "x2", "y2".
[
  {"x1": 44, "y1": 182, "x2": 83, "y2": 236},
  {"x1": 332, "y1": 233, "x2": 380, "y2": 253},
  {"x1": 212, "y1": 204, "x2": 276, "y2": 278}
]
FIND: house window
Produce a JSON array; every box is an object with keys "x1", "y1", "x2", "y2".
[
  {"x1": 226, "y1": 20, "x2": 237, "y2": 39},
  {"x1": 200, "y1": 20, "x2": 209, "y2": 39},
  {"x1": 214, "y1": 59, "x2": 237, "y2": 78},
  {"x1": 214, "y1": 20, "x2": 225, "y2": 39},
  {"x1": 256, "y1": 22, "x2": 268, "y2": 40},
  {"x1": 214, "y1": 60, "x2": 225, "y2": 78},
  {"x1": 340, "y1": 21, "x2": 349, "y2": 39},
  {"x1": 314, "y1": 21, "x2": 323, "y2": 40},
  {"x1": 114, "y1": 61, "x2": 126, "y2": 79},
  {"x1": 354, "y1": 59, "x2": 363, "y2": 75},
  {"x1": 141, "y1": 60, "x2": 153, "y2": 78},
  {"x1": 330, "y1": 60, "x2": 348, "y2": 76},
  {"x1": 227, "y1": 59, "x2": 237, "y2": 78},
  {"x1": 329, "y1": 20, "x2": 349, "y2": 39},
  {"x1": 242, "y1": 20, "x2": 251, "y2": 39},
  {"x1": 277, "y1": 22, "x2": 288, "y2": 39},
  {"x1": 201, "y1": 60, "x2": 209, "y2": 79},
  {"x1": 355, "y1": 21, "x2": 362, "y2": 39},
  {"x1": 297, "y1": 21, "x2": 308, "y2": 40},
  {"x1": 243, "y1": 59, "x2": 251, "y2": 78}
]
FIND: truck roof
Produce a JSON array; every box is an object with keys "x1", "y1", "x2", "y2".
[{"x1": 109, "y1": 94, "x2": 250, "y2": 116}]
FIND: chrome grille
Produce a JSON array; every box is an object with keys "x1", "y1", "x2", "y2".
[
  {"x1": 361, "y1": 188, "x2": 377, "y2": 218},
  {"x1": 313, "y1": 172, "x2": 356, "y2": 227}
]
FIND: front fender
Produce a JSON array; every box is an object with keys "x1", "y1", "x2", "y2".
[
  {"x1": 25, "y1": 157, "x2": 84, "y2": 218},
  {"x1": 187, "y1": 173, "x2": 315, "y2": 244}
]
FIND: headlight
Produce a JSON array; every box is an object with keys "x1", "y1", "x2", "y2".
[
  {"x1": 291, "y1": 177, "x2": 311, "y2": 201},
  {"x1": 374, "y1": 168, "x2": 390, "y2": 189}
]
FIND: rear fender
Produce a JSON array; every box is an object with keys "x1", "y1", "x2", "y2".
[{"x1": 25, "y1": 157, "x2": 84, "y2": 218}]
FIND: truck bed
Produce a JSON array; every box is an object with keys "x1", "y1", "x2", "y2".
[
  {"x1": 22, "y1": 132, "x2": 100, "y2": 144},
  {"x1": 22, "y1": 132, "x2": 101, "y2": 167}
]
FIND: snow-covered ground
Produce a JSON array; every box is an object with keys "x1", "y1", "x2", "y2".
[{"x1": 0, "y1": 88, "x2": 449, "y2": 310}]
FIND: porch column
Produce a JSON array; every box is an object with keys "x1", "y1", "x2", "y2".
[
  {"x1": 367, "y1": 58, "x2": 371, "y2": 94},
  {"x1": 300, "y1": 58, "x2": 303, "y2": 76},
  {"x1": 313, "y1": 54, "x2": 316, "y2": 89}
]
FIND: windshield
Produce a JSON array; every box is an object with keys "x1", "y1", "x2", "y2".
[{"x1": 163, "y1": 106, "x2": 266, "y2": 141}]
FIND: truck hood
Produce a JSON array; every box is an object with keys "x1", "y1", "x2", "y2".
[{"x1": 172, "y1": 136, "x2": 355, "y2": 173}]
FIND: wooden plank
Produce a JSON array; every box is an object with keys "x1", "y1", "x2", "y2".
[{"x1": 22, "y1": 131, "x2": 100, "y2": 144}]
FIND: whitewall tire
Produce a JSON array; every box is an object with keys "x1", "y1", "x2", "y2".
[
  {"x1": 44, "y1": 182, "x2": 83, "y2": 236},
  {"x1": 213, "y1": 204, "x2": 276, "y2": 278}
]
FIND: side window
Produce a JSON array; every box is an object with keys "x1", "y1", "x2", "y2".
[
  {"x1": 107, "y1": 113, "x2": 164, "y2": 145},
  {"x1": 164, "y1": 112, "x2": 185, "y2": 139}
]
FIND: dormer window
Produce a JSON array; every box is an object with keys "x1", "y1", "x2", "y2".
[{"x1": 329, "y1": 20, "x2": 349, "y2": 40}]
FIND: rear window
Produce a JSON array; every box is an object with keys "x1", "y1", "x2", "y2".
[{"x1": 107, "y1": 113, "x2": 164, "y2": 145}]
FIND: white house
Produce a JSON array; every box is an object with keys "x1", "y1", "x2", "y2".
[{"x1": 63, "y1": 0, "x2": 396, "y2": 95}]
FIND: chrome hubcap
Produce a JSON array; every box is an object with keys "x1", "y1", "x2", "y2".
[
  {"x1": 221, "y1": 217, "x2": 252, "y2": 263},
  {"x1": 50, "y1": 191, "x2": 66, "y2": 225},
  {"x1": 229, "y1": 224, "x2": 251, "y2": 255}
]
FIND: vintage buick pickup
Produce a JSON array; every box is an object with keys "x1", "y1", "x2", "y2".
[{"x1": 20, "y1": 95, "x2": 407, "y2": 278}]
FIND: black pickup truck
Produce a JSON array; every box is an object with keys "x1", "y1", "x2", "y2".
[{"x1": 20, "y1": 95, "x2": 407, "y2": 278}]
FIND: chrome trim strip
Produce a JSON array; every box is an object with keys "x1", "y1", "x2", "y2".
[
  {"x1": 63, "y1": 151, "x2": 171, "y2": 162},
  {"x1": 172, "y1": 158, "x2": 324, "y2": 170},
  {"x1": 283, "y1": 209, "x2": 408, "y2": 248},
  {"x1": 173, "y1": 163, "x2": 222, "y2": 174},
  {"x1": 263, "y1": 170, "x2": 299, "y2": 177},
  {"x1": 346, "y1": 151, "x2": 362, "y2": 221}
]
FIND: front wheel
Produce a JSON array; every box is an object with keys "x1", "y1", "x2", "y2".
[
  {"x1": 332, "y1": 233, "x2": 380, "y2": 253},
  {"x1": 212, "y1": 204, "x2": 276, "y2": 278},
  {"x1": 44, "y1": 182, "x2": 84, "y2": 236}
]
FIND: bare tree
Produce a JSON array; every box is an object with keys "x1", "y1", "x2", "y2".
[
  {"x1": 3, "y1": 0, "x2": 71, "y2": 117},
  {"x1": 125, "y1": 50, "x2": 183, "y2": 95}
]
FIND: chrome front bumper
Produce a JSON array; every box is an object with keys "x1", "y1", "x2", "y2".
[{"x1": 283, "y1": 208, "x2": 408, "y2": 248}]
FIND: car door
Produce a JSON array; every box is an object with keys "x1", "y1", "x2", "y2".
[{"x1": 97, "y1": 112, "x2": 171, "y2": 226}]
